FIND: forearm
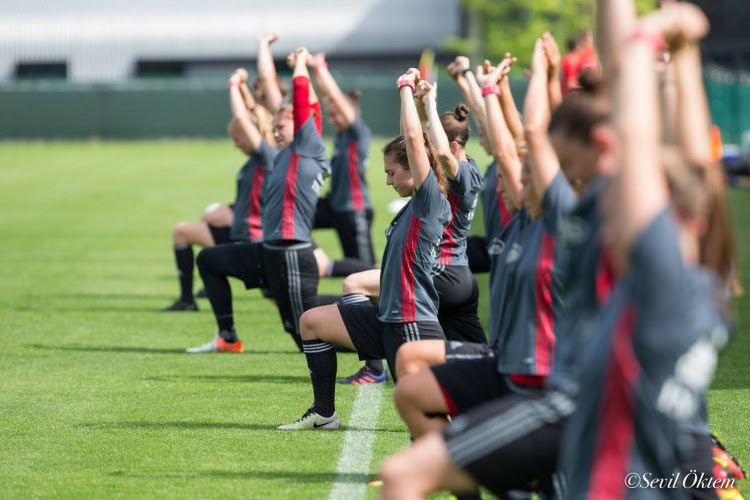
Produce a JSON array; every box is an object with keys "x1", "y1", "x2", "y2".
[
  {"x1": 239, "y1": 81, "x2": 257, "y2": 111},
  {"x1": 292, "y1": 59, "x2": 311, "y2": 132},
  {"x1": 499, "y1": 78, "x2": 524, "y2": 142},
  {"x1": 426, "y1": 100, "x2": 458, "y2": 179},
  {"x1": 258, "y1": 41, "x2": 282, "y2": 109},
  {"x1": 461, "y1": 72, "x2": 489, "y2": 141},
  {"x1": 485, "y1": 94, "x2": 522, "y2": 208},
  {"x1": 401, "y1": 87, "x2": 429, "y2": 188},
  {"x1": 596, "y1": 0, "x2": 637, "y2": 80},
  {"x1": 524, "y1": 66, "x2": 558, "y2": 194},
  {"x1": 674, "y1": 45, "x2": 712, "y2": 164},
  {"x1": 547, "y1": 71, "x2": 563, "y2": 111},
  {"x1": 313, "y1": 65, "x2": 355, "y2": 126}
]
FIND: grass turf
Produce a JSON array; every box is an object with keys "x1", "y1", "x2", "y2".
[{"x1": 0, "y1": 139, "x2": 747, "y2": 498}]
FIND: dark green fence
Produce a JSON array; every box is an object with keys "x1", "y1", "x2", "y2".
[{"x1": 1, "y1": 72, "x2": 746, "y2": 143}]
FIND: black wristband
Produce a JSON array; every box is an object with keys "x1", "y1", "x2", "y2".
[{"x1": 461, "y1": 68, "x2": 472, "y2": 76}]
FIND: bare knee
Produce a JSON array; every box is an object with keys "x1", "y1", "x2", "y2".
[
  {"x1": 299, "y1": 309, "x2": 321, "y2": 341},
  {"x1": 395, "y1": 342, "x2": 428, "y2": 379},
  {"x1": 393, "y1": 373, "x2": 419, "y2": 414},
  {"x1": 342, "y1": 273, "x2": 365, "y2": 295},
  {"x1": 172, "y1": 222, "x2": 192, "y2": 244}
]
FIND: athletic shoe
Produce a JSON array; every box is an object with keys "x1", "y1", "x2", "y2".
[
  {"x1": 277, "y1": 408, "x2": 341, "y2": 430},
  {"x1": 336, "y1": 365, "x2": 388, "y2": 385},
  {"x1": 186, "y1": 336, "x2": 244, "y2": 353},
  {"x1": 196, "y1": 288, "x2": 208, "y2": 299},
  {"x1": 160, "y1": 299, "x2": 198, "y2": 312}
]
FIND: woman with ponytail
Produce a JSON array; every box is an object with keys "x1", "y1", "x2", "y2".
[{"x1": 277, "y1": 68, "x2": 451, "y2": 430}]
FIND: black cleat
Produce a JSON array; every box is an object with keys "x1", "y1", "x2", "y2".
[{"x1": 160, "y1": 299, "x2": 198, "y2": 312}]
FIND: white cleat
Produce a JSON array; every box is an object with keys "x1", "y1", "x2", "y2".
[
  {"x1": 277, "y1": 408, "x2": 341, "y2": 430},
  {"x1": 186, "y1": 336, "x2": 219, "y2": 353}
]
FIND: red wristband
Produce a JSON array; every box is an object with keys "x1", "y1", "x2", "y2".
[
  {"x1": 397, "y1": 79, "x2": 416, "y2": 93},
  {"x1": 227, "y1": 81, "x2": 240, "y2": 89},
  {"x1": 628, "y1": 28, "x2": 666, "y2": 52},
  {"x1": 481, "y1": 84, "x2": 501, "y2": 97}
]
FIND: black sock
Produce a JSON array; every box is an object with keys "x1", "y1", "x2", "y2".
[
  {"x1": 365, "y1": 359, "x2": 383, "y2": 372},
  {"x1": 302, "y1": 340, "x2": 337, "y2": 417},
  {"x1": 331, "y1": 259, "x2": 376, "y2": 277},
  {"x1": 219, "y1": 327, "x2": 237, "y2": 342},
  {"x1": 174, "y1": 244, "x2": 194, "y2": 302},
  {"x1": 196, "y1": 249, "x2": 234, "y2": 333}
]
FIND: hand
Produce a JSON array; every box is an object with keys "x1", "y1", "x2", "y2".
[
  {"x1": 531, "y1": 38, "x2": 549, "y2": 75},
  {"x1": 230, "y1": 68, "x2": 249, "y2": 84},
  {"x1": 415, "y1": 80, "x2": 437, "y2": 104},
  {"x1": 258, "y1": 33, "x2": 279, "y2": 45},
  {"x1": 310, "y1": 52, "x2": 327, "y2": 69},
  {"x1": 295, "y1": 47, "x2": 312, "y2": 66},
  {"x1": 447, "y1": 56, "x2": 470, "y2": 79},
  {"x1": 286, "y1": 51, "x2": 296, "y2": 69},
  {"x1": 541, "y1": 32, "x2": 561, "y2": 74},
  {"x1": 397, "y1": 68, "x2": 421, "y2": 87},
  {"x1": 639, "y1": 3, "x2": 709, "y2": 51}
]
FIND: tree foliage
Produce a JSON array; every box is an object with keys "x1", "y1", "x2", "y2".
[{"x1": 445, "y1": 0, "x2": 657, "y2": 70}]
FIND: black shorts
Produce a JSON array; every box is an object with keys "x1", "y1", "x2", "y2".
[
  {"x1": 431, "y1": 357, "x2": 541, "y2": 416},
  {"x1": 433, "y1": 265, "x2": 486, "y2": 344},
  {"x1": 444, "y1": 341, "x2": 495, "y2": 362},
  {"x1": 197, "y1": 241, "x2": 264, "y2": 289},
  {"x1": 208, "y1": 224, "x2": 232, "y2": 245},
  {"x1": 442, "y1": 390, "x2": 571, "y2": 497},
  {"x1": 337, "y1": 301, "x2": 444, "y2": 381},
  {"x1": 466, "y1": 236, "x2": 490, "y2": 274},
  {"x1": 262, "y1": 242, "x2": 320, "y2": 346},
  {"x1": 314, "y1": 197, "x2": 375, "y2": 264}
]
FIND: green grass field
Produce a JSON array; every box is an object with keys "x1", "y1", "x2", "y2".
[{"x1": 1, "y1": 139, "x2": 748, "y2": 499}]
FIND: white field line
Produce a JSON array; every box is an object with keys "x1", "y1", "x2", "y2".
[{"x1": 328, "y1": 384, "x2": 385, "y2": 500}]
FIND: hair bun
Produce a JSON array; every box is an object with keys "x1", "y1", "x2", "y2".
[
  {"x1": 347, "y1": 88, "x2": 362, "y2": 101},
  {"x1": 455, "y1": 103, "x2": 470, "y2": 121},
  {"x1": 577, "y1": 69, "x2": 604, "y2": 95}
]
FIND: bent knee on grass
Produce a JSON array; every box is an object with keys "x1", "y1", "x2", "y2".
[
  {"x1": 173, "y1": 221, "x2": 214, "y2": 247},
  {"x1": 299, "y1": 305, "x2": 354, "y2": 348},
  {"x1": 395, "y1": 340, "x2": 446, "y2": 378}
]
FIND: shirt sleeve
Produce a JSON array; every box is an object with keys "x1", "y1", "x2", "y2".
[
  {"x1": 541, "y1": 170, "x2": 578, "y2": 235},
  {"x1": 252, "y1": 139, "x2": 279, "y2": 172},
  {"x1": 449, "y1": 160, "x2": 485, "y2": 198},
  {"x1": 412, "y1": 169, "x2": 448, "y2": 223}
]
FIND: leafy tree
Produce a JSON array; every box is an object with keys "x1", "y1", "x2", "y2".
[{"x1": 444, "y1": 0, "x2": 657, "y2": 70}]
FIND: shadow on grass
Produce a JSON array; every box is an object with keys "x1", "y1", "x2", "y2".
[
  {"x1": 81, "y1": 419, "x2": 405, "y2": 434},
  {"x1": 26, "y1": 344, "x2": 301, "y2": 356},
  {"x1": 27, "y1": 343, "x2": 186, "y2": 354},
  {"x1": 81, "y1": 421, "x2": 280, "y2": 431},
  {"x1": 144, "y1": 374, "x2": 310, "y2": 384},
  {"x1": 109, "y1": 469, "x2": 374, "y2": 484},
  {"x1": 14, "y1": 305, "x2": 161, "y2": 313}
]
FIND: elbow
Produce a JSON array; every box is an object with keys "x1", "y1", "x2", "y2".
[
  {"x1": 403, "y1": 128, "x2": 422, "y2": 146},
  {"x1": 523, "y1": 122, "x2": 545, "y2": 143}
]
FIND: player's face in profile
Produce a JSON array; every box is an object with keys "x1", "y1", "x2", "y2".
[
  {"x1": 272, "y1": 112, "x2": 294, "y2": 149},
  {"x1": 384, "y1": 155, "x2": 414, "y2": 197}
]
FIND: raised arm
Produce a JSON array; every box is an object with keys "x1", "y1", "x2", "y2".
[
  {"x1": 673, "y1": 43, "x2": 712, "y2": 164},
  {"x1": 289, "y1": 47, "x2": 322, "y2": 134},
  {"x1": 477, "y1": 59, "x2": 523, "y2": 210},
  {"x1": 524, "y1": 39, "x2": 562, "y2": 197},
  {"x1": 398, "y1": 69, "x2": 432, "y2": 191},
  {"x1": 418, "y1": 80, "x2": 459, "y2": 180},
  {"x1": 542, "y1": 32, "x2": 564, "y2": 111},
  {"x1": 596, "y1": 0, "x2": 637, "y2": 82},
  {"x1": 496, "y1": 54, "x2": 524, "y2": 143},
  {"x1": 257, "y1": 33, "x2": 283, "y2": 110},
  {"x1": 228, "y1": 68, "x2": 262, "y2": 151},
  {"x1": 308, "y1": 52, "x2": 357, "y2": 128},
  {"x1": 448, "y1": 57, "x2": 488, "y2": 148}
]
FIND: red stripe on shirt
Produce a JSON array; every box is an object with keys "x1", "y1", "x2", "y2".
[
  {"x1": 311, "y1": 102, "x2": 322, "y2": 135},
  {"x1": 347, "y1": 141, "x2": 364, "y2": 211},
  {"x1": 534, "y1": 231, "x2": 556, "y2": 376},
  {"x1": 439, "y1": 191, "x2": 460, "y2": 265},
  {"x1": 497, "y1": 191, "x2": 512, "y2": 229},
  {"x1": 596, "y1": 250, "x2": 616, "y2": 305},
  {"x1": 281, "y1": 153, "x2": 300, "y2": 240},
  {"x1": 292, "y1": 76, "x2": 310, "y2": 133},
  {"x1": 588, "y1": 304, "x2": 639, "y2": 499},
  {"x1": 247, "y1": 167, "x2": 265, "y2": 241},
  {"x1": 401, "y1": 215, "x2": 422, "y2": 322}
]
